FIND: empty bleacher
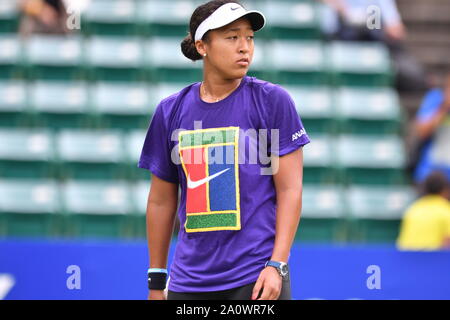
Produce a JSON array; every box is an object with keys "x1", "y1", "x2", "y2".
[{"x1": 0, "y1": 0, "x2": 416, "y2": 243}]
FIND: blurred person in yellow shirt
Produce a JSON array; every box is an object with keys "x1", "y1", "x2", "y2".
[{"x1": 397, "y1": 171, "x2": 450, "y2": 251}]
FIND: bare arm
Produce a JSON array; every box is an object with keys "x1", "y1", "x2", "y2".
[
  {"x1": 147, "y1": 174, "x2": 179, "y2": 300},
  {"x1": 271, "y1": 148, "x2": 303, "y2": 263},
  {"x1": 252, "y1": 148, "x2": 304, "y2": 300}
]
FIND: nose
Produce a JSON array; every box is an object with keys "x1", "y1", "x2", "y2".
[{"x1": 238, "y1": 37, "x2": 250, "y2": 54}]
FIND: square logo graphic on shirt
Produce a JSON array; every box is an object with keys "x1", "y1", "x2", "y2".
[{"x1": 178, "y1": 126, "x2": 241, "y2": 233}]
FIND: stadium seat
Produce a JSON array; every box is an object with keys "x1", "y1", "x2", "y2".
[
  {"x1": 82, "y1": 0, "x2": 138, "y2": 36},
  {"x1": 247, "y1": 41, "x2": 273, "y2": 81},
  {"x1": 0, "y1": 35, "x2": 22, "y2": 79},
  {"x1": 283, "y1": 85, "x2": 336, "y2": 134},
  {"x1": 61, "y1": 180, "x2": 133, "y2": 238},
  {"x1": 0, "y1": 179, "x2": 61, "y2": 237},
  {"x1": 327, "y1": 41, "x2": 392, "y2": 87},
  {"x1": 336, "y1": 135, "x2": 407, "y2": 185},
  {"x1": 335, "y1": 87, "x2": 402, "y2": 135},
  {"x1": 28, "y1": 81, "x2": 91, "y2": 129},
  {"x1": 91, "y1": 82, "x2": 153, "y2": 130},
  {"x1": 152, "y1": 82, "x2": 191, "y2": 104},
  {"x1": 0, "y1": 80, "x2": 29, "y2": 127},
  {"x1": 302, "y1": 135, "x2": 337, "y2": 184},
  {"x1": 130, "y1": 180, "x2": 151, "y2": 238},
  {"x1": 0, "y1": 129, "x2": 55, "y2": 178},
  {"x1": 268, "y1": 41, "x2": 326, "y2": 85},
  {"x1": 297, "y1": 185, "x2": 348, "y2": 242},
  {"x1": 125, "y1": 130, "x2": 151, "y2": 180},
  {"x1": 85, "y1": 36, "x2": 145, "y2": 81},
  {"x1": 346, "y1": 185, "x2": 416, "y2": 243},
  {"x1": 23, "y1": 35, "x2": 84, "y2": 80},
  {"x1": 56, "y1": 130, "x2": 127, "y2": 180},
  {"x1": 0, "y1": 0, "x2": 19, "y2": 33},
  {"x1": 136, "y1": 0, "x2": 197, "y2": 37},
  {"x1": 263, "y1": 1, "x2": 321, "y2": 39},
  {"x1": 144, "y1": 37, "x2": 202, "y2": 83}
]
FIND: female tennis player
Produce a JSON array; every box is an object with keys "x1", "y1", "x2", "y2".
[{"x1": 139, "y1": 0, "x2": 310, "y2": 300}]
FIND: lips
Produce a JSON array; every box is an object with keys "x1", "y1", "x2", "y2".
[{"x1": 236, "y1": 58, "x2": 249, "y2": 66}]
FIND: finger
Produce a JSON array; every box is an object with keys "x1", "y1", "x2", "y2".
[
  {"x1": 252, "y1": 279, "x2": 264, "y2": 300},
  {"x1": 273, "y1": 285, "x2": 282, "y2": 300},
  {"x1": 258, "y1": 286, "x2": 272, "y2": 300}
]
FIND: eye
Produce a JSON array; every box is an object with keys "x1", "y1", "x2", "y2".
[{"x1": 247, "y1": 35, "x2": 254, "y2": 40}]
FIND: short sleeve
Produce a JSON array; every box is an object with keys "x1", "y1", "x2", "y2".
[
  {"x1": 416, "y1": 89, "x2": 444, "y2": 123},
  {"x1": 267, "y1": 85, "x2": 310, "y2": 156},
  {"x1": 137, "y1": 100, "x2": 179, "y2": 184}
]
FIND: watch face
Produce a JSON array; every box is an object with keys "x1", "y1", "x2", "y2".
[{"x1": 280, "y1": 264, "x2": 288, "y2": 276}]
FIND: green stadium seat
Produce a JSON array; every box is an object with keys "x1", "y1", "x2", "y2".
[
  {"x1": 130, "y1": 180, "x2": 150, "y2": 238},
  {"x1": 130, "y1": 180, "x2": 182, "y2": 238},
  {"x1": 83, "y1": 0, "x2": 138, "y2": 35},
  {"x1": 0, "y1": 179, "x2": 61, "y2": 237},
  {"x1": 56, "y1": 130, "x2": 127, "y2": 180},
  {"x1": 347, "y1": 185, "x2": 416, "y2": 243},
  {"x1": 297, "y1": 185, "x2": 348, "y2": 243},
  {"x1": 0, "y1": 81, "x2": 29, "y2": 127},
  {"x1": 86, "y1": 36, "x2": 145, "y2": 81},
  {"x1": 302, "y1": 135, "x2": 337, "y2": 184},
  {"x1": 268, "y1": 41, "x2": 326, "y2": 85},
  {"x1": 335, "y1": 87, "x2": 402, "y2": 134},
  {"x1": 0, "y1": 0, "x2": 19, "y2": 33},
  {"x1": 152, "y1": 82, "x2": 190, "y2": 105},
  {"x1": 136, "y1": 0, "x2": 198, "y2": 37},
  {"x1": 91, "y1": 82, "x2": 152, "y2": 130},
  {"x1": 263, "y1": 1, "x2": 321, "y2": 39},
  {"x1": 125, "y1": 130, "x2": 150, "y2": 180},
  {"x1": 283, "y1": 85, "x2": 335, "y2": 134},
  {"x1": 327, "y1": 41, "x2": 392, "y2": 87},
  {"x1": 24, "y1": 35, "x2": 84, "y2": 80},
  {"x1": 0, "y1": 35, "x2": 22, "y2": 79},
  {"x1": 144, "y1": 37, "x2": 202, "y2": 83},
  {"x1": 29, "y1": 81, "x2": 90, "y2": 129},
  {"x1": 336, "y1": 135, "x2": 407, "y2": 185},
  {"x1": 0, "y1": 129, "x2": 55, "y2": 178},
  {"x1": 247, "y1": 41, "x2": 273, "y2": 81},
  {"x1": 62, "y1": 180, "x2": 133, "y2": 238}
]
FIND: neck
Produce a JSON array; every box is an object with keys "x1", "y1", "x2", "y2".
[{"x1": 201, "y1": 71, "x2": 242, "y2": 102}]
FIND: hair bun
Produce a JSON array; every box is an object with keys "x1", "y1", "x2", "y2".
[{"x1": 181, "y1": 32, "x2": 202, "y2": 61}]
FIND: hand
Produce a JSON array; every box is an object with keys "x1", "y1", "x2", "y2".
[
  {"x1": 385, "y1": 23, "x2": 406, "y2": 41},
  {"x1": 148, "y1": 290, "x2": 166, "y2": 300},
  {"x1": 38, "y1": 4, "x2": 58, "y2": 27},
  {"x1": 252, "y1": 267, "x2": 282, "y2": 300}
]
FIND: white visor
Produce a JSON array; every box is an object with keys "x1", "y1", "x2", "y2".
[{"x1": 194, "y1": 3, "x2": 266, "y2": 41}]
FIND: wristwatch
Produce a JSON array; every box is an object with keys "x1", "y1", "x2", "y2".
[{"x1": 265, "y1": 260, "x2": 289, "y2": 280}]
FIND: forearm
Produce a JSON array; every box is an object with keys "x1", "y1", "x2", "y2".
[
  {"x1": 271, "y1": 189, "x2": 302, "y2": 262},
  {"x1": 147, "y1": 201, "x2": 177, "y2": 269}
]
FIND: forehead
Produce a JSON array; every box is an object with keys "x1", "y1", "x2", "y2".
[{"x1": 216, "y1": 17, "x2": 253, "y2": 33}]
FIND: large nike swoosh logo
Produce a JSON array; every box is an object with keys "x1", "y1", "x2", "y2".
[
  {"x1": 231, "y1": 6, "x2": 240, "y2": 10},
  {"x1": 187, "y1": 168, "x2": 230, "y2": 189}
]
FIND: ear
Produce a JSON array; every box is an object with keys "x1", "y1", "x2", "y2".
[{"x1": 195, "y1": 39, "x2": 206, "y2": 57}]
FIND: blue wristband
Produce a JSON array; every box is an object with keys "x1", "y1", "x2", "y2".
[{"x1": 148, "y1": 268, "x2": 168, "y2": 274}]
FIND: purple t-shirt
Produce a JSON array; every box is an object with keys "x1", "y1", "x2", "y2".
[{"x1": 138, "y1": 75, "x2": 310, "y2": 292}]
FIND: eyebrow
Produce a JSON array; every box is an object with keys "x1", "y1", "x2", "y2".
[{"x1": 224, "y1": 27, "x2": 254, "y2": 34}]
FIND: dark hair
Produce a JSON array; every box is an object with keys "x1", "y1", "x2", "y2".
[
  {"x1": 181, "y1": 0, "x2": 242, "y2": 61},
  {"x1": 422, "y1": 171, "x2": 450, "y2": 195}
]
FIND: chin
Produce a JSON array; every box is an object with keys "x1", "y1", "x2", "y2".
[
  {"x1": 232, "y1": 69, "x2": 248, "y2": 79},
  {"x1": 220, "y1": 66, "x2": 248, "y2": 80}
]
